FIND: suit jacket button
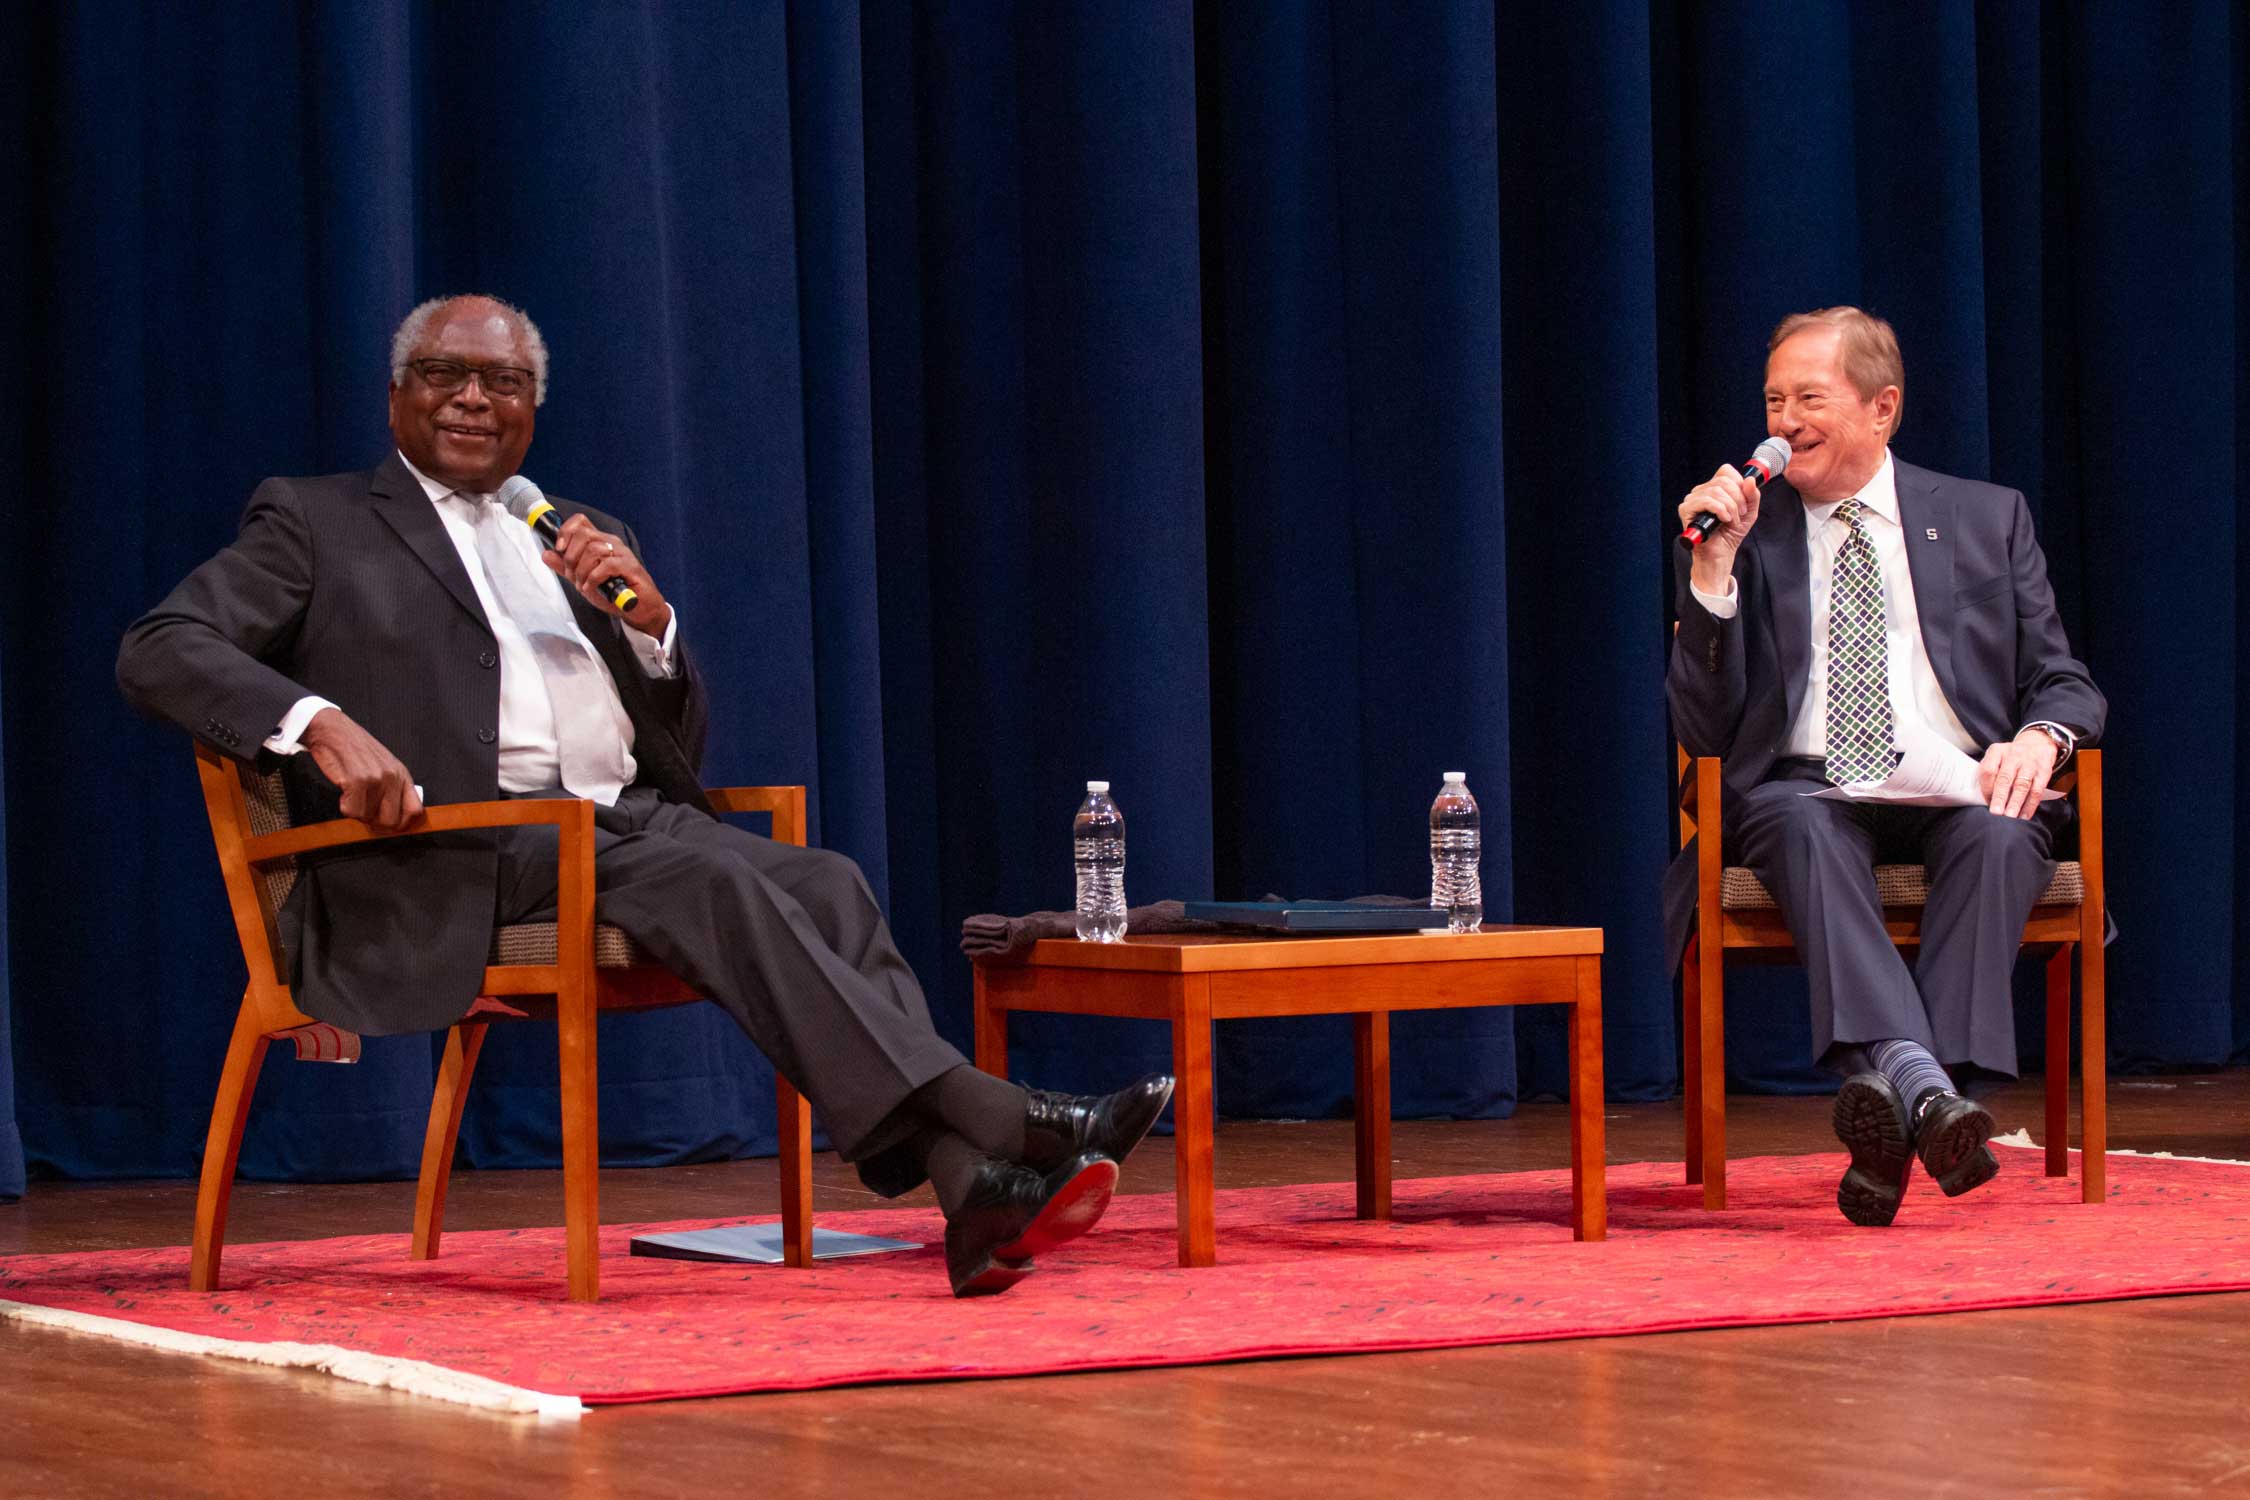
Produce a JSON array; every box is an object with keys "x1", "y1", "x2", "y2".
[
  {"x1": 479, "y1": 651, "x2": 498, "y2": 669},
  {"x1": 478, "y1": 728, "x2": 497, "y2": 745}
]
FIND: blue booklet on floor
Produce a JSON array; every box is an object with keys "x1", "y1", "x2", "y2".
[{"x1": 1182, "y1": 900, "x2": 1452, "y2": 933}]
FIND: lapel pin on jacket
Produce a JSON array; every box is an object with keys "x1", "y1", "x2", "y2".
[{"x1": 1925, "y1": 528, "x2": 1939, "y2": 540}]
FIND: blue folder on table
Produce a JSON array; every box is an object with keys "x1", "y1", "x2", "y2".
[{"x1": 1182, "y1": 900, "x2": 1451, "y2": 933}]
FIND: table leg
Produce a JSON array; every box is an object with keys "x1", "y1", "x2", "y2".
[
  {"x1": 972, "y1": 964, "x2": 1007, "y2": 1078},
  {"x1": 1172, "y1": 976, "x2": 1216, "y2": 1267},
  {"x1": 1569, "y1": 955, "x2": 1607, "y2": 1242},
  {"x1": 1353, "y1": 1011, "x2": 1392, "y2": 1220}
]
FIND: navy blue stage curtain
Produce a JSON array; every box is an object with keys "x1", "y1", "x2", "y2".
[{"x1": 1, "y1": 1, "x2": 2243, "y2": 1185}]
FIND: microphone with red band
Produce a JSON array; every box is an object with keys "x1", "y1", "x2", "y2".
[
  {"x1": 1678, "y1": 437, "x2": 1793, "y2": 550},
  {"x1": 497, "y1": 475, "x2": 641, "y2": 613}
]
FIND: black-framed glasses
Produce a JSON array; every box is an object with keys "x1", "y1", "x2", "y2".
[{"x1": 410, "y1": 358, "x2": 535, "y2": 400}]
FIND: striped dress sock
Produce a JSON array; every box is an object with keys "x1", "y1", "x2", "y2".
[{"x1": 1866, "y1": 1038, "x2": 1953, "y2": 1124}]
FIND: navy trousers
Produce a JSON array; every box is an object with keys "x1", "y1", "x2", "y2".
[{"x1": 1723, "y1": 758, "x2": 2064, "y2": 1078}]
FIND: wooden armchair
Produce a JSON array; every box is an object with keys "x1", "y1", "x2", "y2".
[
  {"x1": 190, "y1": 741, "x2": 816, "y2": 1301},
  {"x1": 1677, "y1": 749, "x2": 2106, "y2": 1210}
]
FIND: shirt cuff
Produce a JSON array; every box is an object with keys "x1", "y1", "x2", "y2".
[
  {"x1": 1688, "y1": 577, "x2": 1739, "y2": 620},
  {"x1": 626, "y1": 607, "x2": 678, "y2": 678},
  {"x1": 265, "y1": 696, "x2": 339, "y2": 754}
]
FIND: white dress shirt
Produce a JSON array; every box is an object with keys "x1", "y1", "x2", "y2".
[
  {"x1": 1690, "y1": 450, "x2": 1977, "y2": 761},
  {"x1": 264, "y1": 453, "x2": 679, "y2": 803}
]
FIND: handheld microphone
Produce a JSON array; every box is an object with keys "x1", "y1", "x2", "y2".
[
  {"x1": 497, "y1": 475, "x2": 640, "y2": 613},
  {"x1": 1679, "y1": 437, "x2": 1792, "y2": 550}
]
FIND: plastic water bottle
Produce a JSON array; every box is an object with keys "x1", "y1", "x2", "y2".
[
  {"x1": 1429, "y1": 772, "x2": 1482, "y2": 934},
  {"x1": 1074, "y1": 781, "x2": 1128, "y2": 942}
]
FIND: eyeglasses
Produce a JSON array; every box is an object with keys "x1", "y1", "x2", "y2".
[{"x1": 409, "y1": 358, "x2": 535, "y2": 401}]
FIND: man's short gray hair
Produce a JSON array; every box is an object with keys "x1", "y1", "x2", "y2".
[{"x1": 389, "y1": 295, "x2": 550, "y2": 405}]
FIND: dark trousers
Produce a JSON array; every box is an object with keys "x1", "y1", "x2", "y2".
[
  {"x1": 493, "y1": 788, "x2": 969, "y2": 1180},
  {"x1": 1723, "y1": 758, "x2": 2064, "y2": 1078}
]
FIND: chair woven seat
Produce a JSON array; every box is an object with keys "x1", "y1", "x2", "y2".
[
  {"x1": 490, "y1": 922, "x2": 651, "y2": 968},
  {"x1": 1718, "y1": 861, "x2": 2084, "y2": 911}
]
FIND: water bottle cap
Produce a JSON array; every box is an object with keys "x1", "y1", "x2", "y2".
[
  {"x1": 1086, "y1": 780, "x2": 1110, "y2": 793},
  {"x1": 1442, "y1": 771, "x2": 1466, "y2": 782}
]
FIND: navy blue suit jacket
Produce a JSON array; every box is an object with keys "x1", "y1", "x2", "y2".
[{"x1": 1661, "y1": 458, "x2": 2106, "y2": 966}]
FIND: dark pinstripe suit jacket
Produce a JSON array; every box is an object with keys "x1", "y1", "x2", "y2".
[{"x1": 119, "y1": 453, "x2": 712, "y2": 1035}]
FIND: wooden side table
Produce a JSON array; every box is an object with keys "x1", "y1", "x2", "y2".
[{"x1": 972, "y1": 925, "x2": 1604, "y2": 1267}]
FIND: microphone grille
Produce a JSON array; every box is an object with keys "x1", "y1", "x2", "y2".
[
  {"x1": 496, "y1": 474, "x2": 545, "y2": 519},
  {"x1": 1753, "y1": 436, "x2": 1792, "y2": 476}
]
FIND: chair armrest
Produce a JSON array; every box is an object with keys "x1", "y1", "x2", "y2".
[
  {"x1": 705, "y1": 785, "x2": 807, "y2": 848},
  {"x1": 242, "y1": 798, "x2": 593, "y2": 865}
]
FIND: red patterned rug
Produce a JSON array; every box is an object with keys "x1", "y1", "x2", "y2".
[{"x1": 5, "y1": 1144, "x2": 2246, "y2": 1414}]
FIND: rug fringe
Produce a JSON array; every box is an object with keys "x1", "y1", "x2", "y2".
[
  {"x1": 1990, "y1": 1129, "x2": 2250, "y2": 1166},
  {"x1": 0, "y1": 1298, "x2": 582, "y2": 1418}
]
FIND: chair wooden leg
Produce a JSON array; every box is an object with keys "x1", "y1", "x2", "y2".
[
  {"x1": 191, "y1": 998, "x2": 271, "y2": 1292},
  {"x1": 2081, "y1": 925, "x2": 2107, "y2": 1202},
  {"x1": 777, "y1": 1075, "x2": 813, "y2": 1268},
  {"x1": 1682, "y1": 936, "x2": 1703, "y2": 1185},
  {"x1": 412, "y1": 1021, "x2": 489, "y2": 1261},
  {"x1": 557, "y1": 989, "x2": 601, "y2": 1302},
  {"x1": 1696, "y1": 930, "x2": 1727, "y2": 1209},
  {"x1": 2044, "y1": 945, "x2": 2072, "y2": 1178}
]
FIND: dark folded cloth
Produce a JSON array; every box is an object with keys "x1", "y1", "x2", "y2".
[
  {"x1": 961, "y1": 894, "x2": 1426, "y2": 960},
  {"x1": 960, "y1": 900, "x2": 1199, "y2": 959}
]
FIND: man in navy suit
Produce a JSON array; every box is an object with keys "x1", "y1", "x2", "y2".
[{"x1": 1665, "y1": 307, "x2": 2105, "y2": 1227}]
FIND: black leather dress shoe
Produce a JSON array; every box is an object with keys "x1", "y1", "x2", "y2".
[
  {"x1": 945, "y1": 1150, "x2": 1119, "y2": 1298},
  {"x1": 1832, "y1": 1072, "x2": 1914, "y2": 1227},
  {"x1": 1022, "y1": 1074, "x2": 1176, "y2": 1173},
  {"x1": 1911, "y1": 1088, "x2": 1999, "y2": 1197}
]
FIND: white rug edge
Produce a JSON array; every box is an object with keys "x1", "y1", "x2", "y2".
[
  {"x1": 1990, "y1": 1128, "x2": 2250, "y2": 1167},
  {"x1": 0, "y1": 1297, "x2": 583, "y2": 1418}
]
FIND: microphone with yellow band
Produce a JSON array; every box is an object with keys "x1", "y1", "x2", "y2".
[{"x1": 496, "y1": 474, "x2": 640, "y2": 614}]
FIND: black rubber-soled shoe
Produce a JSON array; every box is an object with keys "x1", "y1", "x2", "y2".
[
  {"x1": 1912, "y1": 1089, "x2": 1999, "y2": 1198},
  {"x1": 1832, "y1": 1072, "x2": 1914, "y2": 1227}
]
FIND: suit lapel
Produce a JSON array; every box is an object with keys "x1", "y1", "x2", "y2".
[
  {"x1": 1895, "y1": 461, "x2": 1960, "y2": 712},
  {"x1": 367, "y1": 454, "x2": 493, "y2": 635},
  {"x1": 1759, "y1": 484, "x2": 1812, "y2": 734}
]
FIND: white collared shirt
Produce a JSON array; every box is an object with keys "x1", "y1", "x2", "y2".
[
  {"x1": 1691, "y1": 450, "x2": 1977, "y2": 760},
  {"x1": 264, "y1": 454, "x2": 679, "y2": 801}
]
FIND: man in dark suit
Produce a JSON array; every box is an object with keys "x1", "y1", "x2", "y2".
[
  {"x1": 1665, "y1": 306, "x2": 2105, "y2": 1227},
  {"x1": 120, "y1": 294, "x2": 1173, "y2": 1296}
]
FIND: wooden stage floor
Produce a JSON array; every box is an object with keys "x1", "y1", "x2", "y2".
[{"x1": 6, "y1": 1072, "x2": 2250, "y2": 1498}]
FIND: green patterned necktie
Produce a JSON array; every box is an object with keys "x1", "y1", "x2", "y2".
[{"x1": 1823, "y1": 498, "x2": 1895, "y2": 786}]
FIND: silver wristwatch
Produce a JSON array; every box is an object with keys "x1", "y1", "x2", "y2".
[{"x1": 2025, "y1": 720, "x2": 2077, "y2": 766}]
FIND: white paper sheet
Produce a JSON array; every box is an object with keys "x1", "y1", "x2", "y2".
[{"x1": 1802, "y1": 737, "x2": 2064, "y2": 809}]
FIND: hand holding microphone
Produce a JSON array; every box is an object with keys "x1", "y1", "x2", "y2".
[
  {"x1": 498, "y1": 475, "x2": 672, "y2": 638},
  {"x1": 1679, "y1": 436, "x2": 1791, "y2": 551}
]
